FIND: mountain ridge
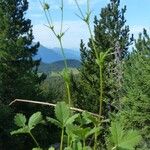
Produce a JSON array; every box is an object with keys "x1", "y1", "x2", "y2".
[{"x1": 35, "y1": 44, "x2": 80, "y2": 63}]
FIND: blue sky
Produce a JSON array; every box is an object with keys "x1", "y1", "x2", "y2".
[{"x1": 27, "y1": 0, "x2": 150, "y2": 49}]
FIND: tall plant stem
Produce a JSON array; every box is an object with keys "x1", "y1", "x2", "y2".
[
  {"x1": 99, "y1": 64, "x2": 103, "y2": 118},
  {"x1": 60, "y1": 128, "x2": 64, "y2": 150},
  {"x1": 83, "y1": 139, "x2": 86, "y2": 148},
  {"x1": 29, "y1": 131, "x2": 39, "y2": 147},
  {"x1": 66, "y1": 81, "x2": 71, "y2": 107},
  {"x1": 59, "y1": 38, "x2": 68, "y2": 69},
  {"x1": 87, "y1": 22, "x2": 98, "y2": 59},
  {"x1": 94, "y1": 128, "x2": 98, "y2": 150},
  {"x1": 59, "y1": 38, "x2": 72, "y2": 106}
]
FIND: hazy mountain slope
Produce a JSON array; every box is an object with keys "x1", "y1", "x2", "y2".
[
  {"x1": 38, "y1": 59, "x2": 81, "y2": 73},
  {"x1": 35, "y1": 45, "x2": 80, "y2": 63}
]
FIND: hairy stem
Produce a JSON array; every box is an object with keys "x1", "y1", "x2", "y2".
[
  {"x1": 99, "y1": 64, "x2": 103, "y2": 118},
  {"x1": 66, "y1": 81, "x2": 71, "y2": 107},
  {"x1": 94, "y1": 128, "x2": 98, "y2": 150},
  {"x1": 60, "y1": 128, "x2": 64, "y2": 150}
]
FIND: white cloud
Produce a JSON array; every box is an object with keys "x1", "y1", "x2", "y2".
[
  {"x1": 33, "y1": 20, "x2": 90, "y2": 49},
  {"x1": 130, "y1": 25, "x2": 150, "y2": 38}
]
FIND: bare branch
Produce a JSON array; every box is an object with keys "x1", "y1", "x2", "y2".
[{"x1": 9, "y1": 99, "x2": 100, "y2": 118}]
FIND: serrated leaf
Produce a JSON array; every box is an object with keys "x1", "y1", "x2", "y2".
[
  {"x1": 85, "y1": 127, "x2": 101, "y2": 139},
  {"x1": 110, "y1": 122, "x2": 124, "y2": 144},
  {"x1": 46, "y1": 117, "x2": 62, "y2": 128},
  {"x1": 82, "y1": 112, "x2": 99, "y2": 126},
  {"x1": 55, "y1": 102, "x2": 70, "y2": 125},
  {"x1": 14, "y1": 113, "x2": 26, "y2": 127},
  {"x1": 65, "y1": 114, "x2": 79, "y2": 126},
  {"x1": 28, "y1": 112, "x2": 43, "y2": 130},
  {"x1": 118, "y1": 130, "x2": 141, "y2": 149},
  {"x1": 109, "y1": 121, "x2": 141, "y2": 150},
  {"x1": 10, "y1": 126, "x2": 29, "y2": 135},
  {"x1": 71, "y1": 126, "x2": 91, "y2": 140}
]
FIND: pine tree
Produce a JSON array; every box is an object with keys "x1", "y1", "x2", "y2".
[
  {"x1": 0, "y1": 0, "x2": 45, "y2": 104},
  {"x1": 120, "y1": 29, "x2": 150, "y2": 149},
  {"x1": 73, "y1": 0, "x2": 133, "y2": 115}
]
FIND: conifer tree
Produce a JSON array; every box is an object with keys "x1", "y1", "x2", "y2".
[
  {"x1": 73, "y1": 0, "x2": 133, "y2": 115},
  {"x1": 0, "y1": 0, "x2": 45, "y2": 104},
  {"x1": 120, "y1": 29, "x2": 150, "y2": 149}
]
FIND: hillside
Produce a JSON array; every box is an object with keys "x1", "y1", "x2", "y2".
[
  {"x1": 35, "y1": 45, "x2": 80, "y2": 63},
  {"x1": 38, "y1": 59, "x2": 81, "y2": 73}
]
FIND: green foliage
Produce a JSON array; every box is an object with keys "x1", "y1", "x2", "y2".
[
  {"x1": 120, "y1": 29, "x2": 150, "y2": 149},
  {"x1": 73, "y1": 0, "x2": 133, "y2": 114},
  {"x1": 47, "y1": 102, "x2": 79, "y2": 128},
  {"x1": 107, "y1": 121, "x2": 141, "y2": 150},
  {"x1": 47, "y1": 102, "x2": 79, "y2": 150},
  {"x1": 14, "y1": 113, "x2": 26, "y2": 127},
  {"x1": 0, "y1": 0, "x2": 45, "y2": 104},
  {"x1": 11, "y1": 112, "x2": 43, "y2": 147},
  {"x1": 11, "y1": 112, "x2": 43, "y2": 135}
]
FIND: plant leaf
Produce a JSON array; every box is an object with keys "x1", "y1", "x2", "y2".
[
  {"x1": 118, "y1": 130, "x2": 142, "y2": 149},
  {"x1": 65, "y1": 113, "x2": 79, "y2": 126},
  {"x1": 110, "y1": 121, "x2": 124, "y2": 145},
  {"x1": 28, "y1": 112, "x2": 43, "y2": 130},
  {"x1": 109, "y1": 121, "x2": 141, "y2": 150},
  {"x1": 14, "y1": 113, "x2": 26, "y2": 127},
  {"x1": 55, "y1": 102, "x2": 70, "y2": 125},
  {"x1": 46, "y1": 117, "x2": 62, "y2": 128},
  {"x1": 85, "y1": 127, "x2": 101, "y2": 139},
  {"x1": 10, "y1": 126, "x2": 29, "y2": 135},
  {"x1": 32, "y1": 148, "x2": 43, "y2": 150}
]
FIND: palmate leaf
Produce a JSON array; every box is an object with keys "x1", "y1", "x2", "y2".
[
  {"x1": 110, "y1": 121, "x2": 141, "y2": 150},
  {"x1": 28, "y1": 112, "x2": 43, "y2": 130},
  {"x1": 118, "y1": 130, "x2": 142, "y2": 150},
  {"x1": 14, "y1": 113, "x2": 27, "y2": 127},
  {"x1": 10, "y1": 126, "x2": 29, "y2": 135},
  {"x1": 55, "y1": 102, "x2": 70, "y2": 125}
]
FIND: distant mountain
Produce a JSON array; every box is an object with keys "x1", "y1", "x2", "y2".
[
  {"x1": 38, "y1": 59, "x2": 81, "y2": 73},
  {"x1": 35, "y1": 45, "x2": 80, "y2": 63}
]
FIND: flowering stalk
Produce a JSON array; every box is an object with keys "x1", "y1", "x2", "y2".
[{"x1": 40, "y1": 0, "x2": 71, "y2": 106}]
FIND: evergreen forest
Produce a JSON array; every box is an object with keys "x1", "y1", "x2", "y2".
[{"x1": 0, "y1": 0, "x2": 149, "y2": 150}]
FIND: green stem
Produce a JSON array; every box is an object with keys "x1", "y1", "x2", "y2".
[
  {"x1": 59, "y1": 38, "x2": 68, "y2": 69},
  {"x1": 67, "y1": 135, "x2": 70, "y2": 147},
  {"x1": 94, "y1": 129, "x2": 98, "y2": 150},
  {"x1": 99, "y1": 64, "x2": 103, "y2": 118},
  {"x1": 83, "y1": 139, "x2": 86, "y2": 148},
  {"x1": 87, "y1": 22, "x2": 99, "y2": 59},
  {"x1": 60, "y1": 128, "x2": 64, "y2": 150},
  {"x1": 59, "y1": 39, "x2": 72, "y2": 106},
  {"x1": 29, "y1": 131, "x2": 39, "y2": 147},
  {"x1": 66, "y1": 82, "x2": 71, "y2": 107}
]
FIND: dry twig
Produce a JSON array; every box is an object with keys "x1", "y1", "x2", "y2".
[{"x1": 9, "y1": 99, "x2": 100, "y2": 118}]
